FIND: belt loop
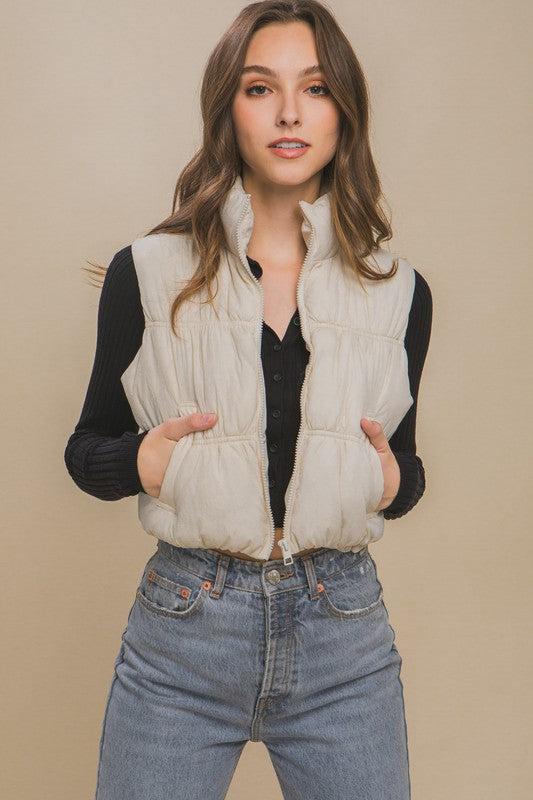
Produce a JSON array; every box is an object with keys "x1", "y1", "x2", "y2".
[
  {"x1": 303, "y1": 554, "x2": 320, "y2": 601},
  {"x1": 210, "y1": 553, "x2": 230, "y2": 599}
]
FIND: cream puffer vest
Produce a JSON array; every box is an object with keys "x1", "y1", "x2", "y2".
[{"x1": 121, "y1": 174, "x2": 415, "y2": 563}]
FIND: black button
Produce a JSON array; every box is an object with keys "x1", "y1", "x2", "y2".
[
  {"x1": 273, "y1": 343, "x2": 282, "y2": 351},
  {"x1": 269, "y1": 443, "x2": 279, "y2": 453},
  {"x1": 293, "y1": 314, "x2": 300, "y2": 326},
  {"x1": 272, "y1": 409, "x2": 281, "y2": 419},
  {"x1": 268, "y1": 478, "x2": 275, "y2": 488},
  {"x1": 273, "y1": 373, "x2": 282, "y2": 381}
]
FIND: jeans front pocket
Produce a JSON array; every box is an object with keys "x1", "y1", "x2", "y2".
[
  {"x1": 136, "y1": 553, "x2": 211, "y2": 619},
  {"x1": 319, "y1": 551, "x2": 384, "y2": 620}
]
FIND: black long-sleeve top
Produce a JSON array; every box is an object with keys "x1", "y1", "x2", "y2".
[{"x1": 64, "y1": 245, "x2": 432, "y2": 523}]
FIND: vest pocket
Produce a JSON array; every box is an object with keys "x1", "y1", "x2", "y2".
[
  {"x1": 365, "y1": 437, "x2": 385, "y2": 515},
  {"x1": 156, "y1": 403, "x2": 198, "y2": 509}
]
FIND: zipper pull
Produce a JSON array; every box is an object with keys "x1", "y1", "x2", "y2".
[{"x1": 279, "y1": 537, "x2": 294, "y2": 565}]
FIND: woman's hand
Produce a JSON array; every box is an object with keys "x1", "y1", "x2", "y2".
[
  {"x1": 360, "y1": 418, "x2": 400, "y2": 511},
  {"x1": 138, "y1": 412, "x2": 218, "y2": 498}
]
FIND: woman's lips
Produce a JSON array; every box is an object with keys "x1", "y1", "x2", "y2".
[{"x1": 268, "y1": 145, "x2": 311, "y2": 159}]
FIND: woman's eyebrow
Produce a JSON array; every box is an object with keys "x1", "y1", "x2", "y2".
[{"x1": 241, "y1": 64, "x2": 323, "y2": 78}]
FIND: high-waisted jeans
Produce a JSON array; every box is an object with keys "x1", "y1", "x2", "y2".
[{"x1": 94, "y1": 540, "x2": 411, "y2": 799}]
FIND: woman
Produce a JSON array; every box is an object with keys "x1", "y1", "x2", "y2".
[{"x1": 65, "y1": 2, "x2": 432, "y2": 798}]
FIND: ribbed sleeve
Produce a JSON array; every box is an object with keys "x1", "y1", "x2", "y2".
[
  {"x1": 383, "y1": 269, "x2": 433, "y2": 518},
  {"x1": 64, "y1": 246, "x2": 147, "y2": 500}
]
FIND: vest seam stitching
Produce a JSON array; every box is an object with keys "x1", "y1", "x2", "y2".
[
  {"x1": 295, "y1": 430, "x2": 378, "y2": 443},
  {"x1": 309, "y1": 322, "x2": 405, "y2": 343},
  {"x1": 144, "y1": 320, "x2": 405, "y2": 342},
  {"x1": 189, "y1": 436, "x2": 258, "y2": 444}
]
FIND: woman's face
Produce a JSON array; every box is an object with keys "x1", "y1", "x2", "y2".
[{"x1": 231, "y1": 21, "x2": 340, "y2": 192}]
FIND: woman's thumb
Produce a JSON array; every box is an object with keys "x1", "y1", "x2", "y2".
[{"x1": 199, "y1": 412, "x2": 217, "y2": 425}]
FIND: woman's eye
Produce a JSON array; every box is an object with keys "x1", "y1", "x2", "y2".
[
  {"x1": 245, "y1": 84, "x2": 330, "y2": 97},
  {"x1": 308, "y1": 84, "x2": 330, "y2": 96},
  {"x1": 246, "y1": 84, "x2": 269, "y2": 96}
]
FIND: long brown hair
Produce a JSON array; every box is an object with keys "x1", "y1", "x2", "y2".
[{"x1": 84, "y1": 0, "x2": 397, "y2": 336}]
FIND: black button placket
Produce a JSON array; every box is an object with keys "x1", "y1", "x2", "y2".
[
  {"x1": 266, "y1": 332, "x2": 283, "y2": 493},
  {"x1": 246, "y1": 255, "x2": 306, "y2": 536},
  {"x1": 248, "y1": 258, "x2": 283, "y2": 499}
]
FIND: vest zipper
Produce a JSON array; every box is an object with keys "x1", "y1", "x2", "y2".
[
  {"x1": 235, "y1": 195, "x2": 316, "y2": 566},
  {"x1": 235, "y1": 196, "x2": 278, "y2": 561},
  {"x1": 278, "y1": 224, "x2": 316, "y2": 565}
]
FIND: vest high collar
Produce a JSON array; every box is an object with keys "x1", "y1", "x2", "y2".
[{"x1": 220, "y1": 173, "x2": 340, "y2": 265}]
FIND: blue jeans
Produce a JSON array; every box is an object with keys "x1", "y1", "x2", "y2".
[{"x1": 95, "y1": 541, "x2": 411, "y2": 799}]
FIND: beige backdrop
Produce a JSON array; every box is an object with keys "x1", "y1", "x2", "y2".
[{"x1": 2, "y1": 1, "x2": 531, "y2": 798}]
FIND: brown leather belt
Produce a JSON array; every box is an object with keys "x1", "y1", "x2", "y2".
[{"x1": 210, "y1": 545, "x2": 324, "y2": 563}]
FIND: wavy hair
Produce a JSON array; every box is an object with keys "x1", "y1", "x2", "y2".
[{"x1": 84, "y1": 0, "x2": 397, "y2": 336}]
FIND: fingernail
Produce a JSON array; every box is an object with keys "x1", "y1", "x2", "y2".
[{"x1": 202, "y1": 413, "x2": 216, "y2": 422}]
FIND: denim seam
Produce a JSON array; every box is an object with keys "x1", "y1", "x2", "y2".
[{"x1": 156, "y1": 550, "x2": 214, "y2": 582}]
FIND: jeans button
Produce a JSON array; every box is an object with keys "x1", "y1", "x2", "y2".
[{"x1": 266, "y1": 569, "x2": 281, "y2": 585}]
